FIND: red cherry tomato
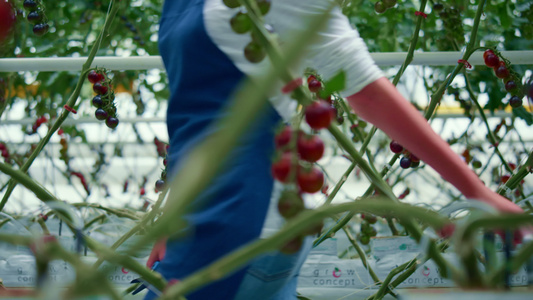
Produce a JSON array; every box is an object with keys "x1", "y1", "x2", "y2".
[
  {"x1": 297, "y1": 134, "x2": 324, "y2": 162},
  {"x1": 0, "y1": 1, "x2": 15, "y2": 43},
  {"x1": 305, "y1": 101, "x2": 335, "y2": 130},
  {"x1": 297, "y1": 167, "x2": 324, "y2": 193},
  {"x1": 271, "y1": 152, "x2": 296, "y2": 183}
]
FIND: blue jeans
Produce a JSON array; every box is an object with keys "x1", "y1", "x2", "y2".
[
  {"x1": 144, "y1": 237, "x2": 313, "y2": 300},
  {"x1": 232, "y1": 237, "x2": 313, "y2": 300}
]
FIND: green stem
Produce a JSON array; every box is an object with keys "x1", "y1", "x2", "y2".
[
  {"x1": 373, "y1": 259, "x2": 417, "y2": 300},
  {"x1": 424, "y1": 0, "x2": 486, "y2": 120},
  {"x1": 386, "y1": 262, "x2": 417, "y2": 294},
  {"x1": 72, "y1": 203, "x2": 141, "y2": 220},
  {"x1": 0, "y1": 162, "x2": 167, "y2": 292},
  {"x1": 391, "y1": 0, "x2": 427, "y2": 86},
  {"x1": 463, "y1": 72, "x2": 514, "y2": 174},
  {"x1": 84, "y1": 238, "x2": 167, "y2": 291},
  {"x1": 93, "y1": 189, "x2": 169, "y2": 268},
  {"x1": 488, "y1": 238, "x2": 533, "y2": 286},
  {"x1": 37, "y1": 217, "x2": 50, "y2": 235},
  {"x1": 314, "y1": 154, "x2": 402, "y2": 246},
  {"x1": 324, "y1": 162, "x2": 356, "y2": 205},
  {"x1": 461, "y1": 250, "x2": 485, "y2": 287},
  {"x1": 48, "y1": 244, "x2": 122, "y2": 300},
  {"x1": 0, "y1": 233, "x2": 120, "y2": 300},
  {"x1": 338, "y1": 99, "x2": 379, "y2": 172},
  {"x1": 325, "y1": 0, "x2": 429, "y2": 239},
  {"x1": 497, "y1": 151, "x2": 532, "y2": 196},
  {"x1": 341, "y1": 227, "x2": 383, "y2": 286},
  {"x1": 369, "y1": 241, "x2": 458, "y2": 300},
  {"x1": 0, "y1": 218, "x2": 10, "y2": 229},
  {"x1": 328, "y1": 125, "x2": 421, "y2": 240},
  {"x1": 161, "y1": 200, "x2": 448, "y2": 299},
  {"x1": 83, "y1": 214, "x2": 107, "y2": 230}
]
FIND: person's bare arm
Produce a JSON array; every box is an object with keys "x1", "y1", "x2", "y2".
[{"x1": 346, "y1": 77, "x2": 523, "y2": 213}]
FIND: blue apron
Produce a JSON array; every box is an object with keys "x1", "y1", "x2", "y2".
[{"x1": 146, "y1": 0, "x2": 282, "y2": 299}]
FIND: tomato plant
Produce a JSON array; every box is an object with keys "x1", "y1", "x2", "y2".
[{"x1": 0, "y1": 0, "x2": 532, "y2": 299}]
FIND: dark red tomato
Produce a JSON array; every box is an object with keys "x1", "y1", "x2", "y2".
[
  {"x1": 88, "y1": 70, "x2": 105, "y2": 84},
  {"x1": 297, "y1": 167, "x2": 324, "y2": 193},
  {"x1": 297, "y1": 134, "x2": 324, "y2": 162},
  {"x1": 494, "y1": 61, "x2": 510, "y2": 79},
  {"x1": 305, "y1": 100, "x2": 335, "y2": 130},
  {"x1": 274, "y1": 125, "x2": 292, "y2": 149},
  {"x1": 0, "y1": 1, "x2": 15, "y2": 43},
  {"x1": 271, "y1": 152, "x2": 295, "y2": 183},
  {"x1": 484, "y1": 52, "x2": 499, "y2": 68}
]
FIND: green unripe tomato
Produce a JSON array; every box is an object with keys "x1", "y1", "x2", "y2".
[
  {"x1": 223, "y1": 0, "x2": 240, "y2": 8},
  {"x1": 230, "y1": 12, "x2": 252, "y2": 34},
  {"x1": 374, "y1": 1, "x2": 386, "y2": 14},
  {"x1": 383, "y1": 0, "x2": 397, "y2": 9}
]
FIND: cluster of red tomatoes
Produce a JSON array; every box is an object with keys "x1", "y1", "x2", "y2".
[
  {"x1": 389, "y1": 140, "x2": 420, "y2": 169},
  {"x1": 271, "y1": 77, "x2": 336, "y2": 195},
  {"x1": 88, "y1": 70, "x2": 120, "y2": 129},
  {"x1": 271, "y1": 126, "x2": 325, "y2": 194},
  {"x1": 483, "y1": 49, "x2": 524, "y2": 108},
  {"x1": 153, "y1": 137, "x2": 169, "y2": 193},
  {"x1": 271, "y1": 76, "x2": 337, "y2": 252}
]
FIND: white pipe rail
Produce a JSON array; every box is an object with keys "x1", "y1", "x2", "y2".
[
  {"x1": 0, "y1": 111, "x2": 523, "y2": 126},
  {"x1": 1, "y1": 51, "x2": 532, "y2": 72}
]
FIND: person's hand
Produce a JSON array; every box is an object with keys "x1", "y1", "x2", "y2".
[{"x1": 147, "y1": 237, "x2": 167, "y2": 269}]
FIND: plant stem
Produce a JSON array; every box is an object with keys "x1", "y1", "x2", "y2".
[
  {"x1": 463, "y1": 71, "x2": 514, "y2": 174},
  {"x1": 324, "y1": 162, "x2": 356, "y2": 205},
  {"x1": 424, "y1": 0, "x2": 487, "y2": 120},
  {"x1": 391, "y1": 0, "x2": 427, "y2": 86},
  {"x1": 497, "y1": 151, "x2": 533, "y2": 196},
  {"x1": 161, "y1": 200, "x2": 448, "y2": 299},
  {"x1": 323, "y1": 0, "x2": 430, "y2": 241},
  {"x1": 373, "y1": 259, "x2": 417, "y2": 300},
  {"x1": 72, "y1": 203, "x2": 141, "y2": 220},
  {"x1": 342, "y1": 227, "x2": 383, "y2": 286},
  {"x1": 83, "y1": 214, "x2": 107, "y2": 230},
  {"x1": 0, "y1": 162, "x2": 167, "y2": 292},
  {"x1": 314, "y1": 154, "x2": 403, "y2": 246},
  {"x1": 92, "y1": 189, "x2": 169, "y2": 268},
  {"x1": 0, "y1": 233, "x2": 121, "y2": 300}
]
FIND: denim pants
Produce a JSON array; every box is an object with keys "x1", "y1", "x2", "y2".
[
  {"x1": 232, "y1": 236, "x2": 313, "y2": 300},
  {"x1": 143, "y1": 236, "x2": 313, "y2": 300}
]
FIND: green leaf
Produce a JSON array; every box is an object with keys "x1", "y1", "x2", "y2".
[
  {"x1": 497, "y1": 2, "x2": 513, "y2": 29},
  {"x1": 512, "y1": 106, "x2": 533, "y2": 125},
  {"x1": 319, "y1": 71, "x2": 346, "y2": 98}
]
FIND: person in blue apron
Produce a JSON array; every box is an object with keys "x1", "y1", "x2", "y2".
[{"x1": 145, "y1": 1, "x2": 525, "y2": 299}]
